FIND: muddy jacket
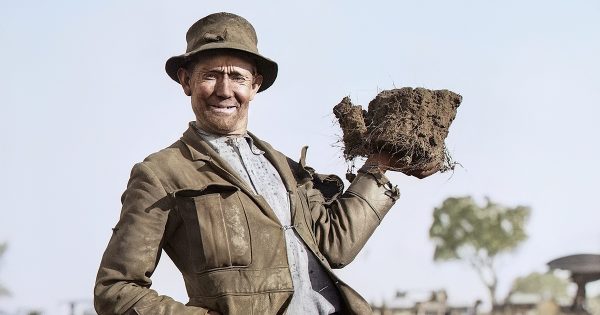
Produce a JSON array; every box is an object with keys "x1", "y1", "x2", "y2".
[{"x1": 94, "y1": 125, "x2": 400, "y2": 315}]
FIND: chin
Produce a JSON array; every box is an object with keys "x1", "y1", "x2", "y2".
[{"x1": 211, "y1": 123, "x2": 245, "y2": 135}]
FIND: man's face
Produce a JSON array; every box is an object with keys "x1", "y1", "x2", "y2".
[{"x1": 177, "y1": 53, "x2": 263, "y2": 135}]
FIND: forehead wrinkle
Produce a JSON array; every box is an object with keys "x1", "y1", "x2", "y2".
[{"x1": 196, "y1": 63, "x2": 256, "y2": 76}]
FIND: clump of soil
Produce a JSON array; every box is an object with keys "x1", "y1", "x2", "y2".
[{"x1": 333, "y1": 87, "x2": 462, "y2": 173}]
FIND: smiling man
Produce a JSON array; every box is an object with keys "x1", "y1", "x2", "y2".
[{"x1": 94, "y1": 12, "x2": 439, "y2": 315}]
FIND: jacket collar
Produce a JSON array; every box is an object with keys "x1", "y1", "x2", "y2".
[
  {"x1": 181, "y1": 124, "x2": 212, "y2": 162},
  {"x1": 180, "y1": 123, "x2": 297, "y2": 193}
]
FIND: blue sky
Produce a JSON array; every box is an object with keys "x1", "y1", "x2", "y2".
[{"x1": 1, "y1": 1, "x2": 599, "y2": 314}]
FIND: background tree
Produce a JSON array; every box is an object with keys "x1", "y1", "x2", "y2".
[
  {"x1": 429, "y1": 196, "x2": 531, "y2": 305},
  {"x1": 0, "y1": 242, "x2": 9, "y2": 297},
  {"x1": 506, "y1": 271, "x2": 570, "y2": 303}
]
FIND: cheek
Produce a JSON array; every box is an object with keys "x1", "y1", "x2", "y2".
[
  {"x1": 190, "y1": 87, "x2": 213, "y2": 107},
  {"x1": 235, "y1": 86, "x2": 255, "y2": 104},
  {"x1": 193, "y1": 81, "x2": 214, "y2": 98},
  {"x1": 247, "y1": 90, "x2": 256, "y2": 102}
]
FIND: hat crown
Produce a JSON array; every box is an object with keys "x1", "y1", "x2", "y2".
[{"x1": 185, "y1": 12, "x2": 259, "y2": 54}]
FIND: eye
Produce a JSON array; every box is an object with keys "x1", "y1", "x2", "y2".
[
  {"x1": 202, "y1": 72, "x2": 218, "y2": 80},
  {"x1": 230, "y1": 74, "x2": 248, "y2": 83}
]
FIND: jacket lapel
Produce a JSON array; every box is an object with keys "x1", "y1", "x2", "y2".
[
  {"x1": 248, "y1": 132, "x2": 298, "y2": 193},
  {"x1": 180, "y1": 125, "x2": 282, "y2": 224}
]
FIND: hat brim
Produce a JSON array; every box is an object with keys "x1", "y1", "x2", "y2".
[{"x1": 165, "y1": 42, "x2": 278, "y2": 93}]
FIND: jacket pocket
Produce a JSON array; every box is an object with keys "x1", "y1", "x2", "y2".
[{"x1": 173, "y1": 184, "x2": 252, "y2": 273}]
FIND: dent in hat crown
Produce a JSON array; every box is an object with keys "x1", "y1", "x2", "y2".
[{"x1": 185, "y1": 12, "x2": 259, "y2": 54}]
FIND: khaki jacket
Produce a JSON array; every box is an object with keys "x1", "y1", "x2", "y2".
[{"x1": 94, "y1": 125, "x2": 399, "y2": 315}]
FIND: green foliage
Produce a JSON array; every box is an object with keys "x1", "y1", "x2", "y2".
[
  {"x1": 0, "y1": 242, "x2": 8, "y2": 297},
  {"x1": 507, "y1": 271, "x2": 570, "y2": 301},
  {"x1": 429, "y1": 196, "x2": 531, "y2": 304},
  {"x1": 430, "y1": 196, "x2": 530, "y2": 261}
]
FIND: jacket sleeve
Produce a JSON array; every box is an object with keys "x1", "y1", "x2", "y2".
[
  {"x1": 304, "y1": 167, "x2": 400, "y2": 269},
  {"x1": 94, "y1": 163, "x2": 209, "y2": 315}
]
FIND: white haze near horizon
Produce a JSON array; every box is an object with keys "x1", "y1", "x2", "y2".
[{"x1": 1, "y1": 1, "x2": 599, "y2": 314}]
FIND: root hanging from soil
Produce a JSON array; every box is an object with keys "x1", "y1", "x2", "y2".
[{"x1": 333, "y1": 87, "x2": 462, "y2": 174}]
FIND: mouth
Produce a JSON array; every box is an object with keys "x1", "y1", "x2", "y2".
[{"x1": 209, "y1": 105, "x2": 238, "y2": 115}]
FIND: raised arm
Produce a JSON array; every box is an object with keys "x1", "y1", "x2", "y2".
[{"x1": 304, "y1": 152, "x2": 440, "y2": 268}]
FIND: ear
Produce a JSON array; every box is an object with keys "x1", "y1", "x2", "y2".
[
  {"x1": 249, "y1": 74, "x2": 263, "y2": 101},
  {"x1": 177, "y1": 67, "x2": 193, "y2": 96}
]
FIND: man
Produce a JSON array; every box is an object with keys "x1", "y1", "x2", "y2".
[{"x1": 94, "y1": 12, "x2": 439, "y2": 315}]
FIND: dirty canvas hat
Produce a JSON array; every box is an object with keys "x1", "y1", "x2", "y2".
[{"x1": 165, "y1": 12, "x2": 278, "y2": 92}]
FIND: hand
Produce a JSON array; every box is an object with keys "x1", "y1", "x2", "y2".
[
  {"x1": 406, "y1": 159, "x2": 441, "y2": 179},
  {"x1": 365, "y1": 152, "x2": 441, "y2": 179}
]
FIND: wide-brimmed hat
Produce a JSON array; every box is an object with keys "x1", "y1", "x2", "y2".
[{"x1": 165, "y1": 12, "x2": 278, "y2": 93}]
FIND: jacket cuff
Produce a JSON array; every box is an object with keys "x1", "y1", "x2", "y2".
[{"x1": 346, "y1": 170, "x2": 400, "y2": 221}]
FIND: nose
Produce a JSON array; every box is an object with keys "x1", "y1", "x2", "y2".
[{"x1": 215, "y1": 76, "x2": 234, "y2": 98}]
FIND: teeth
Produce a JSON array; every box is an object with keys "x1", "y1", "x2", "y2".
[{"x1": 210, "y1": 106, "x2": 236, "y2": 114}]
